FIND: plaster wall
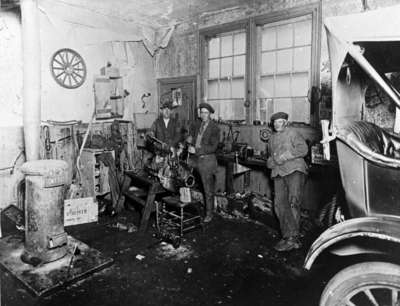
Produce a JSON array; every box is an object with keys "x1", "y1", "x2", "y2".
[
  {"x1": 157, "y1": 0, "x2": 400, "y2": 80},
  {"x1": 0, "y1": 10, "x2": 23, "y2": 127},
  {"x1": 155, "y1": 0, "x2": 400, "y2": 205},
  {"x1": 0, "y1": 10, "x2": 24, "y2": 209},
  {"x1": 40, "y1": 16, "x2": 158, "y2": 122},
  {"x1": 156, "y1": 0, "x2": 400, "y2": 131},
  {"x1": 0, "y1": 8, "x2": 158, "y2": 208}
]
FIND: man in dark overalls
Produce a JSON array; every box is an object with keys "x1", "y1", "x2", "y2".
[
  {"x1": 149, "y1": 98, "x2": 182, "y2": 150},
  {"x1": 267, "y1": 112, "x2": 308, "y2": 252},
  {"x1": 187, "y1": 103, "x2": 220, "y2": 223}
]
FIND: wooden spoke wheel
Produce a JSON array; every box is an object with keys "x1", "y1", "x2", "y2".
[{"x1": 50, "y1": 48, "x2": 86, "y2": 89}]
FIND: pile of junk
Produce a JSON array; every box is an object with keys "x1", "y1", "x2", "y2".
[{"x1": 144, "y1": 135, "x2": 197, "y2": 194}]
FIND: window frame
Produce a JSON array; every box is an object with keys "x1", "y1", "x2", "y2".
[
  {"x1": 199, "y1": 18, "x2": 250, "y2": 121},
  {"x1": 198, "y1": 2, "x2": 321, "y2": 125}
]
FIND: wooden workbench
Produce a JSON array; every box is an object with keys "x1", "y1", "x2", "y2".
[
  {"x1": 117, "y1": 170, "x2": 166, "y2": 232},
  {"x1": 217, "y1": 153, "x2": 269, "y2": 194}
]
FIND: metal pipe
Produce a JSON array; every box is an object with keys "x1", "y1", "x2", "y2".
[{"x1": 21, "y1": 0, "x2": 41, "y2": 161}]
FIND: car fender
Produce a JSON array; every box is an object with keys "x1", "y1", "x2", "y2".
[{"x1": 304, "y1": 216, "x2": 400, "y2": 270}]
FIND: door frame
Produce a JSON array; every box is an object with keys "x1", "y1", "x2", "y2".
[{"x1": 157, "y1": 75, "x2": 197, "y2": 122}]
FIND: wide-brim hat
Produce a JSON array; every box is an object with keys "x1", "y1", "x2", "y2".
[
  {"x1": 270, "y1": 112, "x2": 288, "y2": 121},
  {"x1": 198, "y1": 102, "x2": 214, "y2": 114}
]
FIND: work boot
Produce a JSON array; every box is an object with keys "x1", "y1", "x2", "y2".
[{"x1": 273, "y1": 237, "x2": 302, "y2": 252}]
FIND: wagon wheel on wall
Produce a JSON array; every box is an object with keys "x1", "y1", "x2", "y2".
[{"x1": 50, "y1": 48, "x2": 87, "y2": 89}]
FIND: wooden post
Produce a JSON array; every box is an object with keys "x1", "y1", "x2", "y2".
[{"x1": 21, "y1": 0, "x2": 41, "y2": 161}]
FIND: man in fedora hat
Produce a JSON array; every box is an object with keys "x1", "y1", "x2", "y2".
[
  {"x1": 187, "y1": 102, "x2": 220, "y2": 223},
  {"x1": 149, "y1": 93, "x2": 182, "y2": 150},
  {"x1": 267, "y1": 111, "x2": 308, "y2": 252}
]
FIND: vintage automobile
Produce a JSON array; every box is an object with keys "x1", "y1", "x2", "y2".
[{"x1": 304, "y1": 5, "x2": 400, "y2": 306}]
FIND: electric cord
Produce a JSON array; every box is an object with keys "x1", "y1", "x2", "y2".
[{"x1": 0, "y1": 150, "x2": 25, "y2": 174}]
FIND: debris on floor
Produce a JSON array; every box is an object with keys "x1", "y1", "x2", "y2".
[
  {"x1": 156, "y1": 242, "x2": 194, "y2": 260},
  {"x1": 107, "y1": 220, "x2": 138, "y2": 233},
  {"x1": 135, "y1": 254, "x2": 145, "y2": 261},
  {"x1": 0, "y1": 210, "x2": 327, "y2": 306}
]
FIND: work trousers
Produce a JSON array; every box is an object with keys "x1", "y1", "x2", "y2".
[
  {"x1": 196, "y1": 155, "x2": 217, "y2": 216},
  {"x1": 273, "y1": 171, "x2": 306, "y2": 239}
]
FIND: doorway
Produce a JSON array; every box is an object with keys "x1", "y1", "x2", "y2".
[{"x1": 157, "y1": 76, "x2": 197, "y2": 132}]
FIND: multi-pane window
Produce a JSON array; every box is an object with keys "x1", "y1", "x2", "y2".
[
  {"x1": 206, "y1": 30, "x2": 246, "y2": 120},
  {"x1": 256, "y1": 16, "x2": 312, "y2": 123},
  {"x1": 201, "y1": 7, "x2": 318, "y2": 124}
]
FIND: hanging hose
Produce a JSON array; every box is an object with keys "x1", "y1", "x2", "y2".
[{"x1": 75, "y1": 110, "x2": 96, "y2": 184}]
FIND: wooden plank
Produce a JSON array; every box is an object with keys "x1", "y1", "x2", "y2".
[
  {"x1": 124, "y1": 191, "x2": 146, "y2": 207},
  {"x1": 116, "y1": 175, "x2": 131, "y2": 212},
  {"x1": 139, "y1": 184, "x2": 156, "y2": 233}
]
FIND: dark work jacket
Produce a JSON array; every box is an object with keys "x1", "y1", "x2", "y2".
[
  {"x1": 266, "y1": 127, "x2": 308, "y2": 178},
  {"x1": 150, "y1": 117, "x2": 181, "y2": 148},
  {"x1": 190, "y1": 120, "x2": 220, "y2": 155}
]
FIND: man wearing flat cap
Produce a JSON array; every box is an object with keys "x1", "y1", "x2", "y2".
[
  {"x1": 187, "y1": 102, "x2": 220, "y2": 223},
  {"x1": 149, "y1": 93, "x2": 182, "y2": 150},
  {"x1": 267, "y1": 111, "x2": 308, "y2": 252}
]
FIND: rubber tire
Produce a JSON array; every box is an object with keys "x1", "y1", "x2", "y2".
[{"x1": 320, "y1": 262, "x2": 400, "y2": 306}]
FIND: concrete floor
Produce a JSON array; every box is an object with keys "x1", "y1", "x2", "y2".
[{"x1": 1, "y1": 211, "x2": 337, "y2": 306}]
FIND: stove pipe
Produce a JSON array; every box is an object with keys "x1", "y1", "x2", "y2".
[{"x1": 21, "y1": 0, "x2": 41, "y2": 161}]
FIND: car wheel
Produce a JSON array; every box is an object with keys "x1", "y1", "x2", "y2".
[{"x1": 320, "y1": 262, "x2": 400, "y2": 306}]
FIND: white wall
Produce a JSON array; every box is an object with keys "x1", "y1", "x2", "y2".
[
  {"x1": 0, "y1": 8, "x2": 158, "y2": 208},
  {"x1": 39, "y1": 14, "x2": 158, "y2": 122},
  {"x1": 0, "y1": 8, "x2": 158, "y2": 126},
  {"x1": 0, "y1": 10, "x2": 23, "y2": 127}
]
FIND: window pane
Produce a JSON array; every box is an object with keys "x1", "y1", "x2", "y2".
[
  {"x1": 232, "y1": 78, "x2": 245, "y2": 98},
  {"x1": 276, "y1": 49, "x2": 292, "y2": 73},
  {"x1": 273, "y1": 98, "x2": 292, "y2": 116},
  {"x1": 275, "y1": 75, "x2": 291, "y2": 97},
  {"x1": 256, "y1": 16, "x2": 313, "y2": 124},
  {"x1": 258, "y1": 98, "x2": 268, "y2": 122},
  {"x1": 209, "y1": 37, "x2": 220, "y2": 58},
  {"x1": 257, "y1": 97, "x2": 275, "y2": 122},
  {"x1": 259, "y1": 76, "x2": 274, "y2": 98},
  {"x1": 294, "y1": 20, "x2": 312, "y2": 46},
  {"x1": 232, "y1": 99, "x2": 246, "y2": 120},
  {"x1": 208, "y1": 59, "x2": 219, "y2": 79},
  {"x1": 292, "y1": 97, "x2": 309, "y2": 122},
  {"x1": 293, "y1": 46, "x2": 311, "y2": 72},
  {"x1": 291, "y1": 72, "x2": 309, "y2": 96},
  {"x1": 277, "y1": 24, "x2": 293, "y2": 48},
  {"x1": 219, "y1": 100, "x2": 234, "y2": 120},
  {"x1": 215, "y1": 99, "x2": 246, "y2": 120},
  {"x1": 221, "y1": 35, "x2": 233, "y2": 56},
  {"x1": 221, "y1": 57, "x2": 232, "y2": 77},
  {"x1": 262, "y1": 27, "x2": 276, "y2": 51},
  {"x1": 234, "y1": 32, "x2": 246, "y2": 54},
  {"x1": 205, "y1": 30, "x2": 247, "y2": 122},
  {"x1": 261, "y1": 52, "x2": 275, "y2": 75},
  {"x1": 207, "y1": 80, "x2": 219, "y2": 99},
  {"x1": 208, "y1": 100, "x2": 220, "y2": 119},
  {"x1": 219, "y1": 80, "x2": 231, "y2": 98},
  {"x1": 233, "y1": 55, "x2": 245, "y2": 76}
]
